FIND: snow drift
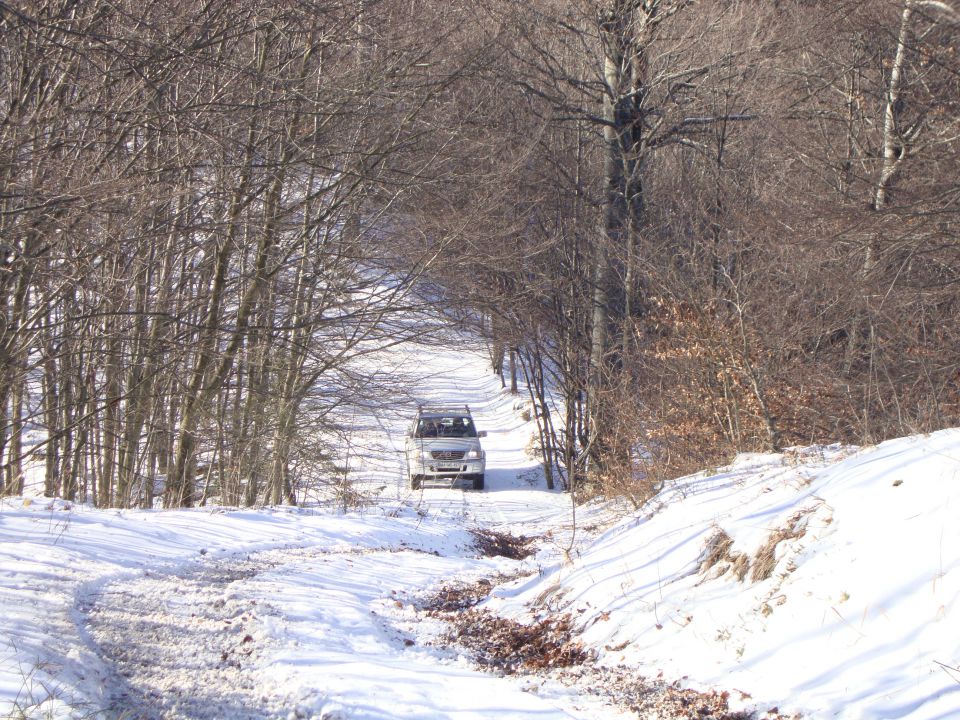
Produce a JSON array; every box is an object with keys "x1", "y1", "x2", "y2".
[{"x1": 491, "y1": 429, "x2": 960, "y2": 719}]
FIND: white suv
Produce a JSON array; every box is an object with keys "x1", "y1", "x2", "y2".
[{"x1": 405, "y1": 405, "x2": 486, "y2": 490}]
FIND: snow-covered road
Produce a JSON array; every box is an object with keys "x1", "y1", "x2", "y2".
[
  {"x1": 80, "y1": 539, "x2": 592, "y2": 720},
  {"x1": 7, "y1": 335, "x2": 958, "y2": 719},
  {"x1": 3, "y1": 338, "x2": 623, "y2": 719}
]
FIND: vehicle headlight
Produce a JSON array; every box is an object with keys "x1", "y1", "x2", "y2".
[{"x1": 465, "y1": 448, "x2": 482, "y2": 460}]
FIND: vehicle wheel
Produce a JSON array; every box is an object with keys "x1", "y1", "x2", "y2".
[
  {"x1": 472, "y1": 475, "x2": 484, "y2": 491},
  {"x1": 410, "y1": 474, "x2": 422, "y2": 490}
]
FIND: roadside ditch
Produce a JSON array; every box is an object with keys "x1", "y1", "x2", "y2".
[{"x1": 419, "y1": 528, "x2": 794, "y2": 720}]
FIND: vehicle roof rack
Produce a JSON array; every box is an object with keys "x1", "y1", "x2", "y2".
[{"x1": 417, "y1": 404, "x2": 471, "y2": 415}]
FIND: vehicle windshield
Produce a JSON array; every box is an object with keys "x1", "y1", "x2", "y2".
[{"x1": 415, "y1": 416, "x2": 477, "y2": 438}]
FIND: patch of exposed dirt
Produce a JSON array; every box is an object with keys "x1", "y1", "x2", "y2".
[
  {"x1": 422, "y1": 576, "x2": 797, "y2": 720},
  {"x1": 579, "y1": 666, "x2": 795, "y2": 720},
  {"x1": 422, "y1": 576, "x2": 588, "y2": 673},
  {"x1": 470, "y1": 528, "x2": 536, "y2": 559},
  {"x1": 428, "y1": 577, "x2": 497, "y2": 612},
  {"x1": 442, "y1": 609, "x2": 590, "y2": 674}
]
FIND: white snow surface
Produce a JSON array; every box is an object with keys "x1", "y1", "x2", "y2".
[
  {"x1": 490, "y1": 433, "x2": 960, "y2": 720},
  {"x1": 1, "y1": 336, "x2": 959, "y2": 719}
]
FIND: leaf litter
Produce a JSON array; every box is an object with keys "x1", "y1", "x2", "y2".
[{"x1": 421, "y1": 570, "x2": 794, "y2": 720}]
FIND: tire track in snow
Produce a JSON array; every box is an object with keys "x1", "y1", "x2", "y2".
[
  {"x1": 79, "y1": 544, "x2": 474, "y2": 720},
  {"x1": 81, "y1": 553, "x2": 294, "y2": 719}
]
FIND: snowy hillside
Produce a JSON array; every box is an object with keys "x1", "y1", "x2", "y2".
[
  {"x1": 490, "y1": 430, "x2": 960, "y2": 719},
  {"x1": 1, "y1": 338, "x2": 958, "y2": 719}
]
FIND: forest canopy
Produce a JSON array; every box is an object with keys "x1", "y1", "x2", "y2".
[{"x1": 2, "y1": 0, "x2": 958, "y2": 507}]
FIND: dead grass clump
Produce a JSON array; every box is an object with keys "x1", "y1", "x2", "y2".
[
  {"x1": 750, "y1": 510, "x2": 811, "y2": 582},
  {"x1": 524, "y1": 432, "x2": 542, "y2": 460},
  {"x1": 751, "y1": 529, "x2": 791, "y2": 582},
  {"x1": 701, "y1": 529, "x2": 734, "y2": 573},
  {"x1": 700, "y1": 528, "x2": 751, "y2": 582},
  {"x1": 730, "y1": 552, "x2": 750, "y2": 582}
]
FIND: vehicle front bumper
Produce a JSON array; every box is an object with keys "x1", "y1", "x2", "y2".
[{"x1": 408, "y1": 459, "x2": 485, "y2": 479}]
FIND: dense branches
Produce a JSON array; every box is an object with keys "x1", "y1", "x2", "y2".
[
  {"x1": 0, "y1": 0, "x2": 477, "y2": 506},
  {"x1": 410, "y1": 0, "x2": 960, "y2": 499},
  {"x1": 2, "y1": 0, "x2": 958, "y2": 506}
]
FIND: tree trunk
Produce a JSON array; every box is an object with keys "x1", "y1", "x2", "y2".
[
  {"x1": 3, "y1": 258, "x2": 31, "y2": 495},
  {"x1": 846, "y1": 0, "x2": 916, "y2": 407},
  {"x1": 588, "y1": 2, "x2": 650, "y2": 476}
]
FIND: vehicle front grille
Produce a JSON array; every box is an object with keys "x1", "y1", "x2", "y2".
[{"x1": 431, "y1": 450, "x2": 466, "y2": 460}]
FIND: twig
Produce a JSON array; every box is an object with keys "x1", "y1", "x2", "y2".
[{"x1": 934, "y1": 660, "x2": 960, "y2": 685}]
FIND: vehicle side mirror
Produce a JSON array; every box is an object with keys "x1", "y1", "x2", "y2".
[{"x1": 478, "y1": 431, "x2": 487, "y2": 438}]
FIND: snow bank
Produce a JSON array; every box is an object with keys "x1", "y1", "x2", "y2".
[{"x1": 491, "y1": 429, "x2": 960, "y2": 719}]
